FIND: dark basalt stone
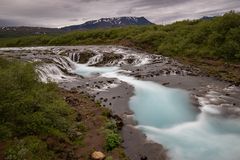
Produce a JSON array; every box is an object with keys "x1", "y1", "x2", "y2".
[{"x1": 110, "y1": 114, "x2": 124, "y2": 130}]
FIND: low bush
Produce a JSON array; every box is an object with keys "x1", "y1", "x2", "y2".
[{"x1": 104, "y1": 130, "x2": 122, "y2": 151}]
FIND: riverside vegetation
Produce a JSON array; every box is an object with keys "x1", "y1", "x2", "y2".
[
  {"x1": 0, "y1": 12, "x2": 240, "y2": 83},
  {"x1": 0, "y1": 11, "x2": 240, "y2": 160},
  {"x1": 0, "y1": 58, "x2": 126, "y2": 160}
]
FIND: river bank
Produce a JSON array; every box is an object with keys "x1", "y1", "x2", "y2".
[{"x1": 1, "y1": 45, "x2": 240, "y2": 160}]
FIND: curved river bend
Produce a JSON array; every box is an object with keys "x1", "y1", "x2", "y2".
[
  {"x1": 1, "y1": 46, "x2": 240, "y2": 160},
  {"x1": 73, "y1": 61, "x2": 240, "y2": 160}
]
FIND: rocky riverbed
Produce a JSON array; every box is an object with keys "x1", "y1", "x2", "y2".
[{"x1": 1, "y1": 45, "x2": 240, "y2": 160}]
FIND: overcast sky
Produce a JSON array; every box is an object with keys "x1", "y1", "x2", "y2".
[{"x1": 0, "y1": 0, "x2": 240, "y2": 28}]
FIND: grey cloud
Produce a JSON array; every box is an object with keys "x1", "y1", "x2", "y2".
[
  {"x1": 0, "y1": 0, "x2": 239, "y2": 27},
  {"x1": 0, "y1": 19, "x2": 22, "y2": 27}
]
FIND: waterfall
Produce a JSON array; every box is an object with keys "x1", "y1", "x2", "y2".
[
  {"x1": 114, "y1": 53, "x2": 152, "y2": 66},
  {"x1": 36, "y1": 56, "x2": 77, "y2": 83},
  {"x1": 87, "y1": 54, "x2": 103, "y2": 65},
  {"x1": 52, "y1": 56, "x2": 76, "y2": 72},
  {"x1": 36, "y1": 64, "x2": 74, "y2": 83},
  {"x1": 69, "y1": 52, "x2": 80, "y2": 62}
]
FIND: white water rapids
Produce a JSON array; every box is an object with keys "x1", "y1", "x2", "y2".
[
  {"x1": 71, "y1": 54, "x2": 240, "y2": 160},
  {"x1": 1, "y1": 46, "x2": 240, "y2": 160}
]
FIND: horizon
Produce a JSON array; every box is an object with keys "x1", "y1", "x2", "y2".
[
  {"x1": 0, "y1": 12, "x2": 235, "y2": 29},
  {"x1": 0, "y1": 0, "x2": 240, "y2": 28}
]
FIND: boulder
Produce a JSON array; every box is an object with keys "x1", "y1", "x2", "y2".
[{"x1": 91, "y1": 151, "x2": 105, "y2": 160}]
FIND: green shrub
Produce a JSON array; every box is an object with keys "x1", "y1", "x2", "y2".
[
  {"x1": 5, "y1": 136, "x2": 54, "y2": 160},
  {"x1": 105, "y1": 156, "x2": 113, "y2": 160},
  {"x1": 104, "y1": 130, "x2": 121, "y2": 151},
  {"x1": 0, "y1": 58, "x2": 76, "y2": 140},
  {"x1": 105, "y1": 121, "x2": 118, "y2": 133}
]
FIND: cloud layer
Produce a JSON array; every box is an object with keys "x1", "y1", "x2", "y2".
[{"x1": 0, "y1": 0, "x2": 239, "y2": 27}]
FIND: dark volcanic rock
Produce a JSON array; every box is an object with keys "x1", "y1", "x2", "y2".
[
  {"x1": 79, "y1": 51, "x2": 96, "y2": 64},
  {"x1": 93, "y1": 53, "x2": 123, "y2": 66},
  {"x1": 111, "y1": 114, "x2": 124, "y2": 130}
]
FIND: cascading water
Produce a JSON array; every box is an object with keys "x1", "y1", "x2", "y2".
[
  {"x1": 36, "y1": 56, "x2": 77, "y2": 83},
  {"x1": 69, "y1": 52, "x2": 80, "y2": 63},
  {"x1": 87, "y1": 54, "x2": 103, "y2": 65},
  {"x1": 1, "y1": 46, "x2": 240, "y2": 160},
  {"x1": 37, "y1": 64, "x2": 75, "y2": 83},
  {"x1": 72, "y1": 60, "x2": 240, "y2": 160}
]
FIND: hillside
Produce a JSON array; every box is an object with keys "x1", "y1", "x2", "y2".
[
  {"x1": 0, "y1": 11, "x2": 239, "y2": 83},
  {"x1": 0, "y1": 26, "x2": 63, "y2": 38},
  {"x1": 0, "y1": 17, "x2": 153, "y2": 38}
]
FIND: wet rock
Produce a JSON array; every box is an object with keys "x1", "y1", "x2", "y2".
[
  {"x1": 95, "y1": 85, "x2": 101, "y2": 89},
  {"x1": 126, "y1": 58, "x2": 135, "y2": 64},
  {"x1": 135, "y1": 75, "x2": 142, "y2": 78},
  {"x1": 111, "y1": 114, "x2": 124, "y2": 130},
  {"x1": 176, "y1": 70, "x2": 181, "y2": 75},
  {"x1": 140, "y1": 156, "x2": 148, "y2": 160},
  {"x1": 91, "y1": 151, "x2": 105, "y2": 160},
  {"x1": 162, "y1": 82, "x2": 170, "y2": 86},
  {"x1": 225, "y1": 93, "x2": 230, "y2": 96},
  {"x1": 165, "y1": 70, "x2": 170, "y2": 74},
  {"x1": 107, "y1": 80, "x2": 113, "y2": 84},
  {"x1": 103, "y1": 98, "x2": 108, "y2": 102},
  {"x1": 79, "y1": 51, "x2": 96, "y2": 64}
]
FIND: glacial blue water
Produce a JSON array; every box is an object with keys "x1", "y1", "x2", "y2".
[
  {"x1": 74, "y1": 65, "x2": 240, "y2": 160},
  {"x1": 75, "y1": 64, "x2": 119, "y2": 77}
]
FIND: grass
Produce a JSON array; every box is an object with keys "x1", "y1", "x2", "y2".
[{"x1": 0, "y1": 12, "x2": 240, "y2": 83}]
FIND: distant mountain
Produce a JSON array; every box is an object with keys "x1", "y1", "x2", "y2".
[
  {"x1": 61, "y1": 17, "x2": 154, "y2": 31},
  {"x1": 0, "y1": 26, "x2": 63, "y2": 38},
  {"x1": 201, "y1": 16, "x2": 214, "y2": 20}
]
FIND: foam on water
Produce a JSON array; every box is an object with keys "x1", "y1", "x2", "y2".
[
  {"x1": 37, "y1": 64, "x2": 75, "y2": 83},
  {"x1": 74, "y1": 65, "x2": 240, "y2": 160},
  {"x1": 7, "y1": 46, "x2": 239, "y2": 160},
  {"x1": 2, "y1": 45, "x2": 239, "y2": 160},
  {"x1": 138, "y1": 113, "x2": 240, "y2": 160},
  {"x1": 102, "y1": 71, "x2": 198, "y2": 128}
]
